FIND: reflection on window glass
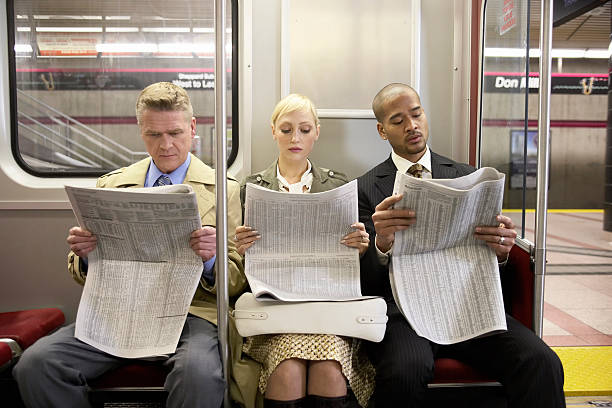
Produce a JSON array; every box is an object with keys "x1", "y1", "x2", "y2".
[
  {"x1": 10, "y1": 0, "x2": 235, "y2": 175},
  {"x1": 480, "y1": 0, "x2": 530, "y2": 238}
]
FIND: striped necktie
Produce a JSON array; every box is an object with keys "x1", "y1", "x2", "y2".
[
  {"x1": 407, "y1": 163, "x2": 424, "y2": 178},
  {"x1": 154, "y1": 175, "x2": 172, "y2": 187}
]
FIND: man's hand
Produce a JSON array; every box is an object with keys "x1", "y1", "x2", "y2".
[
  {"x1": 371, "y1": 194, "x2": 416, "y2": 253},
  {"x1": 190, "y1": 226, "x2": 216, "y2": 261},
  {"x1": 234, "y1": 225, "x2": 260, "y2": 256},
  {"x1": 474, "y1": 215, "x2": 517, "y2": 262},
  {"x1": 340, "y1": 222, "x2": 370, "y2": 256},
  {"x1": 67, "y1": 227, "x2": 97, "y2": 259}
]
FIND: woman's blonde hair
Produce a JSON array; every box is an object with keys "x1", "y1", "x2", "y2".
[
  {"x1": 136, "y1": 82, "x2": 193, "y2": 124},
  {"x1": 270, "y1": 93, "x2": 319, "y2": 128}
]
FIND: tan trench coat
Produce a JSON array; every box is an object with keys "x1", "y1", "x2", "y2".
[{"x1": 67, "y1": 154, "x2": 261, "y2": 407}]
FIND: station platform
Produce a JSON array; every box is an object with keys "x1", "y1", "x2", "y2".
[{"x1": 505, "y1": 210, "x2": 611, "y2": 403}]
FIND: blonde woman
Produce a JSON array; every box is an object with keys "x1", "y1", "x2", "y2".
[{"x1": 235, "y1": 94, "x2": 374, "y2": 408}]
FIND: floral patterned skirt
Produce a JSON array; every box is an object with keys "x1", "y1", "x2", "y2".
[{"x1": 243, "y1": 333, "x2": 374, "y2": 407}]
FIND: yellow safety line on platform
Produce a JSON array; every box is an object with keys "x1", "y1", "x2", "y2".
[
  {"x1": 503, "y1": 209, "x2": 604, "y2": 213},
  {"x1": 552, "y1": 346, "x2": 612, "y2": 396}
]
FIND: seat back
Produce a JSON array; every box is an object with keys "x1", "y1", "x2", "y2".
[{"x1": 429, "y1": 244, "x2": 534, "y2": 390}]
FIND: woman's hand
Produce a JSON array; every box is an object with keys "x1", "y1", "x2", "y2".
[
  {"x1": 234, "y1": 225, "x2": 261, "y2": 256},
  {"x1": 341, "y1": 222, "x2": 370, "y2": 257}
]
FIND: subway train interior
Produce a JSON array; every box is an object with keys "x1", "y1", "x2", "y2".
[{"x1": 0, "y1": 0, "x2": 610, "y2": 407}]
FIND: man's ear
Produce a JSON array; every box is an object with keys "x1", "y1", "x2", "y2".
[
  {"x1": 190, "y1": 117, "x2": 197, "y2": 138},
  {"x1": 377, "y1": 122, "x2": 387, "y2": 140}
]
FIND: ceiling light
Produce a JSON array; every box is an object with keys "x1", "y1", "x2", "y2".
[
  {"x1": 584, "y1": 49, "x2": 609, "y2": 59},
  {"x1": 34, "y1": 15, "x2": 102, "y2": 20},
  {"x1": 484, "y1": 47, "x2": 608, "y2": 59},
  {"x1": 96, "y1": 43, "x2": 158, "y2": 53},
  {"x1": 17, "y1": 27, "x2": 31, "y2": 32},
  {"x1": 142, "y1": 27, "x2": 190, "y2": 33},
  {"x1": 105, "y1": 16, "x2": 131, "y2": 20},
  {"x1": 158, "y1": 43, "x2": 213, "y2": 53},
  {"x1": 193, "y1": 28, "x2": 214, "y2": 33},
  {"x1": 484, "y1": 47, "x2": 526, "y2": 57},
  {"x1": 36, "y1": 27, "x2": 103, "y2": 33},
  {"x1": 14, "y1": 44, "x2": 33, "y2": 53},
  {"x1": 105, "y1": 27, "x2": 139, "y2": 33},
  {"x1": 551, "y1": 49, "x2": 586, "y2": 58}
]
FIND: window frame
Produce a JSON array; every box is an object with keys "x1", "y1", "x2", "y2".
[{"x1": 6, "y1": 0, "x2": 239, "y2": 178}]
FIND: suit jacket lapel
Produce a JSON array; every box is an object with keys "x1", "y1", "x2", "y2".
[
  {"x1": 183, "y1": 154, "x2": 216, "y2": 217},
  {"x1": 373, "y1": 156, "x2": 397, "y2": 200},
  {"x1": 430, "y1": 151, "x2": 458, "y2": 179},
  {"x1": 111, "y1": 158, "x2": 150, "y2": 187}
]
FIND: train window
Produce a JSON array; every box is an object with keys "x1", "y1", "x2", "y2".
[
  {"x1": 7, "y1": 0, "x2": 237, "y2": 177},
  {"x1": 479, "y1": 0, "x2": 532, "y2": 239}
]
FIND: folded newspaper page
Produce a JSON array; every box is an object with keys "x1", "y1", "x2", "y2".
[
  {"x1": 244, "y1": 180, "x2": 369, "y2": 301},
  {"x1": 65, "y1": 184, "x2": 203, "y2": 358},
  {"x1": 390, "y1": 167, "x2": 507, "y2": 344}
]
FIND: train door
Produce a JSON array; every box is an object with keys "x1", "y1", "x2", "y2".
[{"x1": 479, "y1": 0, "x2": 612, "y2": 403}]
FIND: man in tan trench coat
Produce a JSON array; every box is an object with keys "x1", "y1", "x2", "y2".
[{"x1": 14, "y1": 82, "x2": 260, "y2": 408}]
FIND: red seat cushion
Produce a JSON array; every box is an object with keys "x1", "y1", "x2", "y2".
[
  {"x1": 431, "y1": 358, "x2": 495, "y2": 384},
  {"x1": 0, "y1": 308, "x2": 65, "y2": 349},
  {"x1": 0, "y1": 342, "x2": 12, "y2": 366},
  {"x1": 89, "y1": 363, "x2": 169, "y2": 388}
]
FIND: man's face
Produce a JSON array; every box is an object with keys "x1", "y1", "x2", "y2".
[
  {"x1": 139, "y1": 109, "x2": 195, "y2": 174},
  {"x1": 377, "y1": 90, "x2": 429, "y2": 162}
]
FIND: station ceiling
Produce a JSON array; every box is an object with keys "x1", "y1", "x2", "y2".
[{"x1": 12, "y1": 0, "x2": 611, "y2": 51}]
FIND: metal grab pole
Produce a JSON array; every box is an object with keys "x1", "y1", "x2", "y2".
[
  {"x1": 534, "y1": 0, "x2": 553, "y2": 338},
  {"x1": 214, "y1": 0, "x2": 230, "y2": 406}
]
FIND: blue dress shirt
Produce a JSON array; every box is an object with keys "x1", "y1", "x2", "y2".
[{"x1": 83, "y1": 155, "x2": 216, "y2": 285}]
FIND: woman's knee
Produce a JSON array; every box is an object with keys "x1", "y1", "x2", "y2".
[
  {"x1": 266, "y1": 358, "x2": 308, "y2": 399},
  {"x1": 308, "y1": 360, "x2": 344, "y2": 384},
  {"x1": 307, "y1": 360, "x2": 346, "y2": 397}
]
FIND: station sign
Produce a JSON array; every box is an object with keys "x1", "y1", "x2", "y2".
[
  {"x1": 14, "y1": 69, "x2": 219, "y2": 91},
  {"x1": 483, "y1": 73, "x2": 607, "y2": 95}
]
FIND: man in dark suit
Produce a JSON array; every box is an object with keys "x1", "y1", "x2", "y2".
[{"x1": 358, "y1": 83, "x2": 565, "y2": 407}]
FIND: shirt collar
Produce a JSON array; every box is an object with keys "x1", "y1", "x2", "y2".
[
  {"x1": 391, "y1": 146, "x2": 432, "y2": 177},
  {"x1": 276, "y1": 160, "x2": 314, "y2": 193},
  {"x1": 145, "y1": 154, "x2": 191, "y2": 187}
]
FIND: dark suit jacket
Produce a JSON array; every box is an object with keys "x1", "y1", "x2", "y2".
[{"x1": 357, "y1": 151, "x2": 475, "y2": 298}]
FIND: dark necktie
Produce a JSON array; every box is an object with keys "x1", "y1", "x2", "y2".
[
  {"x1": 154, "y1": 174, "x2": 172, "y2": 187},
  {"x1": 407, "y1": 163, "x2": 424, "y2": 179}
]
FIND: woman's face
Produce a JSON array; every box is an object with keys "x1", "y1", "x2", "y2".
[{"x1": 272, "y1": 109, "x2": 320, "y2": 164}]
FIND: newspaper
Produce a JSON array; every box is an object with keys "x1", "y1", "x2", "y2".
[
  {"x1": 65, "y1": 184, "x2": 203, "y2": 358},
  {"x1": 390, "y1": 167, "x2": 507, "y2": 344},
  {"x1": 244, "y1": 180, "x2": 368, "y2": 301}
]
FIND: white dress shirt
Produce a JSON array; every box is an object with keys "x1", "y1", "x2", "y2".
[
  {"x1": 376, "y1": 147, "x2": 432, "y2": 264},
  {"x1": 276, "y1": 160, "x2": 314, "y2": 193}
]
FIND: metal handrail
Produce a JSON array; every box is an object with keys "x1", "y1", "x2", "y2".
[
  {"x1": 18, "y1": 122, "x2": 101, "y2": 167},
  {"x1": 17, "y1": 89, "x2": 147, "y2": 162},
  {"x1": 18, "y1": 112, "x2": 118, "y2": 167},
  {"x1": 534, "y1": 0, "x2": 553, "y2": 338},
  {"x1": 47, "y1": 115, "x2": 134, "y2": 164}
]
